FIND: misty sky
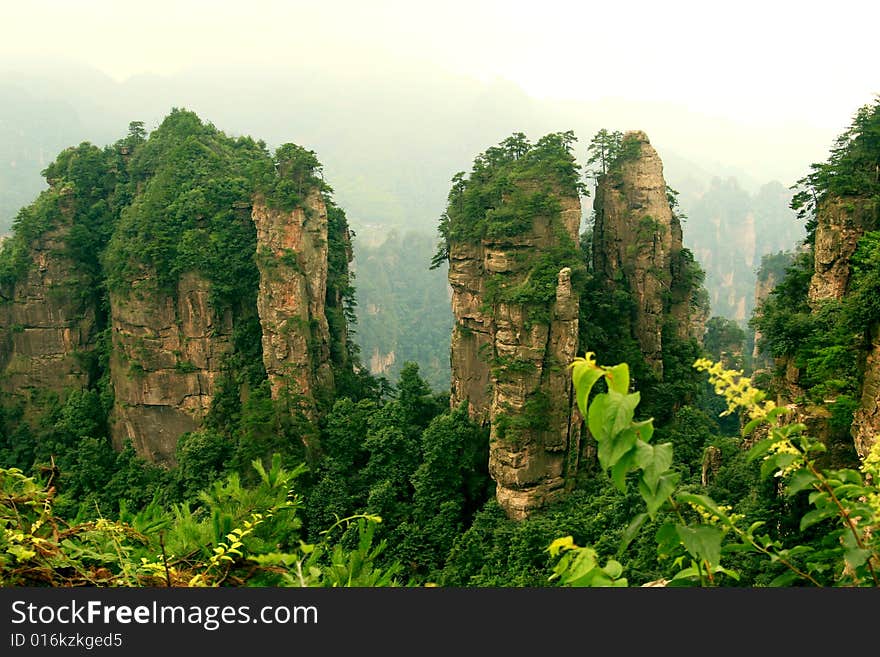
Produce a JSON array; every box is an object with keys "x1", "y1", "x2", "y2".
[{"x1": 3, "y1": 0, "x2": 877, "y2": 129}]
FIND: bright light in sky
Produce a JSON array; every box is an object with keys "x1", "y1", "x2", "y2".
[
  {"x1": 2, "y1": 0, "x2": 877, "y2": 132},
  {"x1": 0, "y1": 0, "x2": 876, "y2": 196}
]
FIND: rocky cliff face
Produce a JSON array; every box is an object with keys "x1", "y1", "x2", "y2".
[
  {"x1": 0, "y1": 190, "x2": 94, "y2": 412},
  {"x1": 108, "y1": 270, "x2": 232, "y2": 464},
  {"x1": 807, "y1": 196, "x2": 880, "y2": 459},
  {"x1": 770, "y1": 195, "x2": 879, "y2": 459},
  {"x1": 449, "y1": 185, "x2": 582, "y2": 520},
  {"x1": 1, "y1": 114, "x2": 355, "y2": 468},
  {"x1": 808, "y1": 197, "x2": 877, "y2": 308},
  {"x1": 592, "y1": 131, "x2": 696, "y2": 374},
  {"x1": 253, "y1": 191, "x2": 335, "y2": 415},
  {"x1": 854, "y1": 323, "x2": 880, "y2": 458}
]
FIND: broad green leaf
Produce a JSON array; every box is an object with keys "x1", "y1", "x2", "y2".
[
  {"x1": 760, "y1": 452, "x2": 799, "y2": 480},
  {"x1": 605, "y1": 363, "x2": 630, "y2": 395},
  {"x1": 800, "y1": 507, "x2": 837, "y2": 531},
  {"x1": 655, "y1": 522, "x2": 680, "y2": 557},
  {"x1": 768, "y1": 570, "x2": 801, "y2": 587},
  {"x1": 598, "y1": 425, "x2": 638, "y2": 472},
  {"x1": 617, "y1": 513, "x2": 649, "y2": 556},
  {"x1": 610, "y1": 448, "x2": 638, "y2": 492},
  {"x1": 640, "y1": 472, "x2": 679, "y2": 519},
  {"x1": 713, "y1": 565, "x2": 741, "y2": 582},
  {"x1": 602, "y1": 559, "x2": 624, "y2": 579},
  {"x1": 565, "y1": 548, "x2": 598, "y2": 582},
  {"x1": 765, "y1": 406, "x2": 790, "y2": 422},
  {"x1": 572, "y1": 363, "x2": 605, "y2": 417},
  {"x1": 786, "y1": 470, "x2": 819, "y2": 496},
  {"x1": 668, "y1": 564, "x2": 702, "y2": 586},
  {"x1": 746, "y1": 437, "x2": 780, "y2": 462},
  {"x1": 835, "y1": 469, "x2": 863, "y2": 485},
  {"x1": 631, "y1": 418, "x2": 654, "y2": 444},
  {"x1": 724, "y1": 542, "x2": 759, "y2": 553},
  {"x1": 844, "y1": 548, "x2": 871, "y2": 569},
  {"x1": 588, "y1": 390, "x2": 640, "y2": 445},
  {"x1": 832, "y1": 484, "x2": 870, "y2": 498},
  {"x1": 676, "y1": 525, "x2": 723, "y2": 567},
  {"x1": 742, "y1": 416, "x2": 767, "y2": 436},
  {"x1": 780, "y1": 544, "x2": 815, "y2": 558},
  {"x1": 640, "y1": 442, "x2": 673, "y2": 492}
]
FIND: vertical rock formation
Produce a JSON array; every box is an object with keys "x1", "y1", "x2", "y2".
[
  {"x1": 252, "y1": 190, "x2": 335, "y2": 415},
  {"x1": 808, "y1": 197, "x2": 877, "y2": 308},
  {"x1": 450, "y1": 201, "x2": 582, "y2": 520},
  {"x1": 109, "y1": 270, "x2": 232, "y2": 464},
  {"x1": 0, "y1": 189, "x2": 94, "y2": 412},
  {"x1": 806, "y1": 196, "x2": 880, "y2": 458},
  {"x1": 444, "y1": 133, "x2": 584, "y2": 519},
  {"x1": 854, "y1": 324, "x2": 880, "y2": 458},
  {"x1": 592, "y1": 130, "x2": 701, "y2": 375},
  {"x1": 0, "y1": 111, "x2": 355, "y2": 466},
  {"x1": 752, "y1": 262, "x2": 781, "y2": 368}
]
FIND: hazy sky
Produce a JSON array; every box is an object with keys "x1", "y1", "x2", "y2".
[{"x1": 2, "y1": 0, "x2": 877, "y2": 133}]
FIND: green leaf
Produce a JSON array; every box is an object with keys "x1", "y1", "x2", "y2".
[
  {"x1": 676, "y1": 525, "x2": 723, "y2": 567},
  {"x1": 602, "y1": 559, "x2": 624, "y2": 579},
  {"x1": 598, "y1": 425, "x2": 638, "y2": 472},
  {"x1": 605, "y1": 363, "x2": 630, "y2": 395},
  {"x1": 800, "y1": 507, "x2": 837, "y2": 531},
  {"x1": 572, "y1": 363, "x2": 605, "y2": 417},
  {"x1": 610, "y1": 448, "x2": 638, "y2": 492},
  {"x1": 832, "y1": 484, "x2": 871, "y2": 499},
  {"x1": 746, "y1": 437, "x2": 780, "y2": 462},
  {"x1": 639, "y1": 472, "x2": 679, "y2": 519},
  {"x1": 640, "y1": 442, "x2": 673, "y2": 493},
  {"x1": 631, "y1": 418, "x2": 654, "y2": 444},
  {"x1": 668, "y1": 564, "x2": 702, "y2": 586},
  {"x1": 565, "y1": 548, "x2": 598, "y2": 582},
  {"x1": 786, "y1": 470, "x2": 819, "y2": 496},
  {"x1": 768, "y1": 570, "x2": 801, "y2": 587},
  {"x1": 655, "y1": 522, "x2": 680, "y2": 557},
  {"x1": 844, "y1": 548, "x2": 871, "y2": 569},
  {"x1": 760, "y1": 452, "x2": 799, "y2": 479},
  {"x1": 587, "y1": 390, "x2": 640, "y2": 445},
  {"x1": 742, "y1": 416, "x2": 767, "y2": 436},
  {"x1": 617, "y1": 513, "x2": 648, "y2": 556}
]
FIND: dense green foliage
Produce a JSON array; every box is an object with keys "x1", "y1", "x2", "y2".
[
  {"x1": 581, "y1": 129, "x2": 708, "y2": 426},
  {"x1": 353, "y1": 230, "x2": 452, "y2": 391},
  {"x1": 433, "y1": 130, "x2": 585, "y2": 255},
  {"x1": 752, "y1": 99, "x2": 880, "y2": 465},
  {"x1": 792, "y1": 95, "x2": 880, "y2": 241},
  {"x1": 3, "y1": 111, "x2": 879, "y2": 590}
]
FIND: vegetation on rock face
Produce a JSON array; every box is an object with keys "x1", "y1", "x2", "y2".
[
  {"x1": 2, "y1": 103, "x2": 880, "y2": 589},
  {"x1": 791, "y1": 95, "x2": 880, "y2": 242},
  {"x1": 582, "y1": 128, "x2": 708, "y2": 426},
  {"x1": 551, "y1": 354, "x2": 880, "y2": 587},
  {"x1": 433, "y1": 130, "x2": 585, "y2": 257},
  {"x1": 752, "y1": 98, "x2": 880, "y2": 463}
]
